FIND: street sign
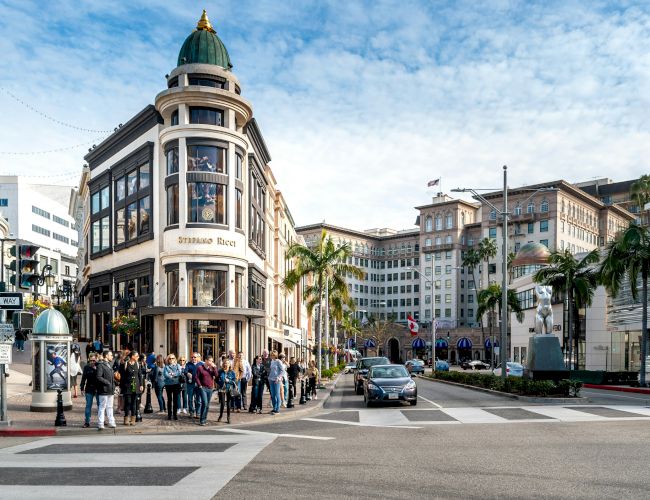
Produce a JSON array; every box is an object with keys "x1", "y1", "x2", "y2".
[
  {"x1": 0, "y1": 324, "x2": 14, "y2": 344},
  {"x1": 0, "y1": 344, "x2": 11, "y2": 364},
  {"x1": 0, "y1": 293, "x2": 23, "y2": 310}
]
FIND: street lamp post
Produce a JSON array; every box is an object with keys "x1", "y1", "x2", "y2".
[
  {"x1": 33, "y1": 264, "x2": 55, "y2": 301},
  {"x1": 452, "y1": 166, "x2": 557, "y2": 380},
  {"x1": 408, "y1": 267, "x2": 436, "y2": 372}
]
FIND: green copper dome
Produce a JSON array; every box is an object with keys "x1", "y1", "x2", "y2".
[
  {"x1": 33, "y1": 308, "x2": 70, "y2": 335},
  {"x1": 177, "y1": 10, "x2": 232, "y2": 69}
]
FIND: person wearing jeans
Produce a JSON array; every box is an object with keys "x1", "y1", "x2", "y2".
[
  {"x1": 239, "y1": 352, "x2": 251, "y2": 411},
  {"x1": 79, "y1": 353, "x2": 98, "y2": 428},
  {"x1": 267, "y1": 351, "x2": 283, "y2": 414},
  {"x1": 184, "y1": 353, "x2": 203, "y2": 419},
  {"x1": 163, "y1": 353, "x2": 182, "y2": 420},
  {"x1": 249, "y1": 355, "x2": 266, "y2": 414},
  {"x1": 195, "y1": 356, "x2": 217, "y2": 426},
  {"x1": 95, "y1": 351, "x2": 117, "y2": 430},
  {"x1": 120, "y1": 351, "x2": 143, "y2": 426}
]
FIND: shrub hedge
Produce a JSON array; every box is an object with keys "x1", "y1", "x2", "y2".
[{"x1": 430, "y1": 370, "x2": 583, "y2": 397}]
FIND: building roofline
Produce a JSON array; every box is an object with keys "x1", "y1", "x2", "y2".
[
  {"x1": 414, "y1": 199, "x2": 479, "y2": 210},
  {"x1": 295, "y1": 222, "x2": 419, "y2": 242},
  {"x1": 244, "y1": 118, "x2": 272, "y2": 165}
]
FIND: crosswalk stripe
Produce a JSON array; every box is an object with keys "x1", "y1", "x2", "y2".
[
  {"x1": 359, "y1": 408, "x2": 411, "y2": 426},
  {"x1": 440, "y1": 407, "x2": 509, "y2": 424},
  {"x1": 520, "y1": 406, "x2": 604, "y2": 421}
]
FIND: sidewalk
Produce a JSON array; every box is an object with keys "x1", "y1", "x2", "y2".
[
  {"x1": 583, "y1": 384, "x2": 650, "y2": 394},
  {"x1": 2, "y1": 365, "x2": 340, "y2": 436}
]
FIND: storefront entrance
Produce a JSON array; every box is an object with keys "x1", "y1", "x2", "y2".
[
  {"x1": 198, "y1": 334, "x2": 220, "y2": 360},
  {"x1": 190, "y1": 320, "x2": 227, "y2": 360}
]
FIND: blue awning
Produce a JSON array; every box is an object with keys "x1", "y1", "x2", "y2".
[
  {"x1": 412, "y1": 337, "x2": 426, "y2": 349},
  {"x1": 435, "y1": 338, "x2": 448, "y2": 348},
  {"x1": 484, "y1": 338, "x2": 500, "y2": 348},
  {"x1": 457, "y1": 337, "x2": 472, "y2": 349},
  {"x1": 364, "y1": 338, "x2": 376, "y2": 348}
]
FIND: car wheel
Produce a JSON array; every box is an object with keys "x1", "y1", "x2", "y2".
[{"x1": 410, "y1": 400, "x2": 417, "y2": 406}]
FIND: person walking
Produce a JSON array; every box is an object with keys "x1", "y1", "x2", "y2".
[
  {"x1": 240, "y1": 352, "x2": 251, "y2": 411},
  {"x1": 80, "y1": 353, "x2": 98, "y2": 428},
  {"x1": 307, "y1": 360, "x2": 320, "y2": 400},
  {"x1": 151, "y1": 354, "x2": 166, "y2": 412},
  {"x1": 120, "y1": 351, "x2": 143, "y2": 426},
  {"x1": 268, "y1": 351, "x2": 283, "y2": 414},
  {"x1": 249, "y1": 355, "x2": 266, "y2": 414},
  {"x1": 262, "y1": 349, "x2": 271, "y2": 407},
  {"x1": 178, "y1": 355, "x2": 188, "y2": 415},
  {"x1": 96, "y1": 351, "x2": 117, "y2": 430},
  {"x1": 279, "y1": 353, "x2": 289, "y2": 408},
  {"x1": 184, "y1": 353, "x2": 202, "y2": 419},
  {"x1": 14, "y1": 329, "x2": 26, "y2": 352},
  {"x1": 195, "y1": 356, "x2": 217, "y2": 426},
  {"x1": 86, "y1": 336, "x2": 103, "y2": 360},
  {"x1": 163, "y1": 353, "x2": 182, "y2": 420},
  {"x1": 216, "y1": 359, "x2": 236, "y2": 423},
  {"x1": 232, "y1": 354, "x2": 244, "y2": 412}
]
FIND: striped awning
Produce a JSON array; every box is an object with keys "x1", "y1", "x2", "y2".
[
  {"x1": 484, "y1": 338, "x2": 500, "y2": 348},
  {"x1": 364, "y1": 338, "x2": 376, "y2": 348},
  {"x1": 435, "y1": 338, "x2": 448, "y2": 348},
  {"x1": 457, "y1": 337, "x2": 472, "y2": 349},
  {"x1": 412, "y1": 337, "x2": 426, "y2": 349}
]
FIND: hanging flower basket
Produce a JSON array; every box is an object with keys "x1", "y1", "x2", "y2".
[{"x1": 110, "y1": 315, "x2": 140, "y2": 336}]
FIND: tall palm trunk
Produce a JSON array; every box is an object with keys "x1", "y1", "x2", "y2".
[
  {"x1": 641, "y1": 267, "x2": 648, "y2": 386},
  {"x1": 333, "y1": 320, "x2": 338, "y2": 366},
  {"x1": 317, "y1": 280, "x2": 323, "y2": 378},
  {"x1": 325, "y1": 278, "x2": 330, "y2": 370},
  {"x1": 567, "y1": 287, "x2": 574, "y2": 371},
  {"x1": 573, "y1": 302, "x2": 581, "y2": 371},
  {"x1": 490, "y1": 307, "x2": 495, "y2": 369}
]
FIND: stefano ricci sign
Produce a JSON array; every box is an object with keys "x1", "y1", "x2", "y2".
[{"x1": 178, "y1": 236, "x2": 236, "y2": 247}]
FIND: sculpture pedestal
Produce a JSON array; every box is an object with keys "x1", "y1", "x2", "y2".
[{"x1": 526, "y1": 335, "x2": 568, "y2": 381}]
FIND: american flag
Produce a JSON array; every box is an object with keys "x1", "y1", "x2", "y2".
[{"x1": 427, "y1": 178, "x2": 440, "y2": 187}]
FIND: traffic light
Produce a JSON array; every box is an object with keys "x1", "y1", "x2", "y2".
[{"x1": 9, "y1": 244, "x2": 40, "y2": 290}]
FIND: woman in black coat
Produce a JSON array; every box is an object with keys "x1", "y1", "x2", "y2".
[
  {"x1": 249, "y1": 355, "x2": 267, "y2": 414},
  {"x1": 120, "y1": 351, "x2": 143, "y2": 426}
]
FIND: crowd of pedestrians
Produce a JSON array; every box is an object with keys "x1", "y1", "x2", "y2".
[{"x1": 78, "y1": 342, "x2": 321, "y2": 430}]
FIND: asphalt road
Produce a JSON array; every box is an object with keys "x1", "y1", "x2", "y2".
[{"x1": 2, "y1": 374, "x2": 649, "y2": 499}]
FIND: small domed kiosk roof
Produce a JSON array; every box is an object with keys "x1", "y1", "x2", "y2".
[
  {"x1": 512, "y1": 242, "x2": 551, "y2": 267},
  {"x1": 33, "y1": 308, "x2": 70, "y2": 335},
  {"x1": 177, "y1": 10, "x2": 232, "y2": 69}
]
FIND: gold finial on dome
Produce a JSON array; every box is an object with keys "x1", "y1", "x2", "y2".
[{"x1": 196, "y1": 9, "x2": 216, "y2": 33}]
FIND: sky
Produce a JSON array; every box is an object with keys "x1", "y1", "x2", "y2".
[{"x1": 0, "y1": 0, "x2": 649, "y2": 230}]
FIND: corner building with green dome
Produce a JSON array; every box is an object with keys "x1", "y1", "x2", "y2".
[{"x1": 80, "y1": 11, "x2": 310, "y2": 361}]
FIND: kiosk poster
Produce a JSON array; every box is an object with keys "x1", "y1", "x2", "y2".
[
  {"x1": 33, "y1": 343, "x2": 41, "y2": 392},
  {"x1": 46, "y1": 342, "x2": 68, "y2": 390}
]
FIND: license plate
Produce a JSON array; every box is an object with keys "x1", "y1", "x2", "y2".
[{"x1": 388, "y1": 393, "x2": 399, "y2": 400}]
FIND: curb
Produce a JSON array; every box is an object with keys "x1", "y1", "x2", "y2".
[
  {"x1": 1, "y1": 376, "x2": 341, "y2": 437},
  {"x1": 419, "y1": 376, "x2": 589, "y2": 404},
  {"x1": 584, "y1": 384, "x2": 650, "y2": 395}
]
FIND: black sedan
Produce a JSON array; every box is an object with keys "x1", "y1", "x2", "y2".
[
  {"x1": 460, "y1": 360, "x2": 490, "y2": 370},
  {"x1": 363, "y1": 364, "x2": 418, "y2": 407}
]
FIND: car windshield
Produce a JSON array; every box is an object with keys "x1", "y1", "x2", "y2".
[
  {"x1": 370, "y1": 366, "x2": 409, "y2": 378},
  {"x1": 360, "y1": 358, "x2": 390, "y2": 368},
  {"x1": 410, "y1": 360, "x2": 424, "y2": 366}
]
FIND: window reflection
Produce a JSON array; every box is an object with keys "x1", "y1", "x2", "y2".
[
  {"x1": 167, "y1": 184, "x2": 179, "y2": 225},
  {"x1": 139, "y1": 196, "x2": 150, "y2": 235},
  {"x1": 188, "y1": 269, "x2": 227, "y2": 306},
  {"x1": 189, "y1": 107, "x2": 224, "y2": 126},
  {"x1": 127, "y1": 202, "x2": 137, "y2": 240},
  {"x1": 188, "y1": 182, "x2": 226, "y2": 224},
  {"x1": 187, "y1": 145, "x2": 226, "y2": 173},
  {"x1": 127, "y1": 170, "x2": 137, "y2": 196},
  {"x1": 167, "y1": 269, "x2": 179, "y2": 306},
  {"x1": 166, "y1": 148, "x2": 179, "y2": 175},
  {"x1": 115, "y1": 177, "x2": 125, "y2": 201}
]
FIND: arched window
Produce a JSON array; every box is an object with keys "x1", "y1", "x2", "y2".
[
  {"x1": 527, "y1": 202, "x2": 535, "y2": 214},
  {"x1": 435, "y1": 215, "x2": 442, "y2": 231},
  {"x1": 425, "y1": 216, "x2": 433, "y2": 232},
  {"x1": 540, "y1": 200, "x2": 549, "y2": 213},
  {"x1": 445, "y1": 214, "x2": 453, "y2": 229},
  {"x1": 513, "y1": 204, "x2": 522, "y2": 216}
]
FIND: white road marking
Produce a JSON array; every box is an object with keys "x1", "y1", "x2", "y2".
[
  {"x1": 602, "y1": 405, "x2": 650, "y2": 417},
  {"x1": 418, "y1": 394, "x2": 443, "y2": 408},
  {"x1": 0, "y1": 432, "x2": 275, "y2": 500},
  {"x1": 583, "y1": 390, "x2": 650, "y2": 401},
  {"x1": 219, "y1": 428, "x2": 335, "y2": 440},
  {"x1": 359, "y1": 408, "x2": 411, "y2": 426},
  {"x1": 303, "y1": 417, "x2": 421, "y2": 429},
  {"x1": 440, "y1": 407, "x2": 508, "y2": 424},
  {"x1": 520, "y1": 406, "x2": 603, "y2": 421}
]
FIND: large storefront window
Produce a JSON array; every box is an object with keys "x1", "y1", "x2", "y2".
[
  {"x1": 187, "y1": 145, "x2": 227, "y2": 173},
  {"x1": 188, "y1": 269, "x2": 227, "y2": 306},
  {"x1": 166, "y1": 147, "x2": 179, "y2": 175},
  {"x1": 167, "y1": 269, "x2": 179, "y2": 306},
  {"x1": 188, "y1": 182, "x2": 226, "y2": 224},
  {"x1": 189, "y1": 320, "x2": 227, "y2": 360},
  {"x1": 167, "y1": 184, "x2": 179, "y2": 225},
  {"x1": 234, "y1": 271, "x2": 243, "y2": 308}
]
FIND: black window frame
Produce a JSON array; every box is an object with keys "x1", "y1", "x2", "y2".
[
  {"x1": 89, "y1": 171, "x2": 111, "y2": 259},
  {"x1": 189, "y1": 106, "x2": 224, "y2": 126}
]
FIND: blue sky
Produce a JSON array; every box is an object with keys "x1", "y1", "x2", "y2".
[{"x1": 1, "y1": 0, "x2": 649, "y2": 229}]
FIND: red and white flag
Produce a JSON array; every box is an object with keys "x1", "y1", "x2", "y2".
[
  {"x1": 407, "y1": 315, "x2": 419, "y2": 336},
  {"x1": 427, "y1": 178, "x2": 440, "y2": 187}
]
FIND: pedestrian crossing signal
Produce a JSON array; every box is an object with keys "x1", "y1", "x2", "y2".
[{"x1": 11, "y1": 243, "x2": 41, "y2": 290}]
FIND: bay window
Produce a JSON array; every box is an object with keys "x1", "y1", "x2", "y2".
[
  {"x1": 188, "y1": 182, "x2": 227, "y2": 224},
  {"x1": 188, "y1": 268, "x2": 227, "y2": 307}
]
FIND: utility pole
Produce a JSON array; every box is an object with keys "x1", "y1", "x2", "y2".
[{"x1": 500, "y1": 166, "x2": 509, "y2": 380}]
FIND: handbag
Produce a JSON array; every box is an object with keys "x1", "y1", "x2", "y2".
[{"x1": 229, "y1": 385, "x2": 241, "y2": 398}]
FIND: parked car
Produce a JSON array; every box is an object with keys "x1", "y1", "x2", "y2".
[
  {"x1": 405, "y1": 359, "x2": 425, "y2": 375},
  {"x1": 461, "y1": 360, "x2": 490, "y2": 370},
  {"x1": 492, "y1": 362, "x2": 524, "y2": 377},
  {"x1": 355, "y1": 357, "x2": 390, "y2": 394},
  {"x1": 364, "y1": 364, "x2": 418, "y2": 406},
  {"x1": 344, "y1": 362, "x2": 357, "y2": 374},
  {"x1": 434, "y1": 359, "x2": 450, "y2": 371}
]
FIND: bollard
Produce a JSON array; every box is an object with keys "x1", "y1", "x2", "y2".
[
  {"x1": 287, "y1": 380, "x2": 295, "y2": 408},
  {"x1": 54, "y1": 389, "x2": 67, "y2": 427},
  {"x1": 144, "y1": 382, "x2": 154, "y2": 414},
  {"x1": 305, "y1": 379, "x2": 312, "y2": 402},
  {"x1": 136, "y1": 394, "x2": 143, "y2": 422},
  {"x1": 299, "y1": 378, "x2": 306, "y2": 404}
]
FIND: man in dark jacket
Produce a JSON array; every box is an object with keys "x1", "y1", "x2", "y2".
[
  {"x1": 80, "y1": 353, "x2": 99, "y2": 428},
  {"x1": 287, "y1": 357, "x2": 300, "y2": 399},
  {"x1": 96, "y1": 351, "x2": 116, "y2": 430},
  {"x1": 86, "y1": 337, "x2": 104, "y2": 360},
  {"x1": 184, "y1": 352, "x2": 203, "y2": 419}
]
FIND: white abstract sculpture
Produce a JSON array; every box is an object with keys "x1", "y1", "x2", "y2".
[{"x1": 534, "y1": 285, "x2": 553, "y2": 335}]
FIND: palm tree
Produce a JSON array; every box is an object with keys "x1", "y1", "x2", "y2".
[
  {"x1": 631, "y1": 174, "x2": 650, "y2": 225},
  {"x1": 476, "y1": 283, "x2": 524, "y2": 368},
  {"x1": 478, "y1": 237, "x2": 498, "y2": 286},
  {"x1": 462, "y1": 247, "x2": 481, "y2": 311},
  {"x1": 340, "y1": 310, "x2": 361, "y2": 360},
  {"x1": 328, "y1": 280, "x2": 355, "y2": 366},
  {"x1": 600, "y1": 224, "x2": 650, "y2": 385},
  {"x1": 534, "y1": 248, "x2": 600, "y2": 370},
  {"x1": 283, "y1": 229, "x2": 363, "y2": 376}
]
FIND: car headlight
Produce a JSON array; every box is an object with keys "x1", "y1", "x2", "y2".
[
  {"x1": 367, "y1": 383, "x2": 380, "y2": 391},
  {"x1": 404, "y1": 380, "x2": 416, "y2": 390}
]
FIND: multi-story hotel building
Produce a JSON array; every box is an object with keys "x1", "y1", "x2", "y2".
[
  {"x1": 298, "y1": 179, "x2": 635, "y2": 366},
  {"x1": 77, "y1": 11, "x2": 309, "y2": 361}
]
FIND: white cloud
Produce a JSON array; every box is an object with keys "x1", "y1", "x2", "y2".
[{"x1": 0, "y1": 0, "x2": 649, "y2": 231}]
